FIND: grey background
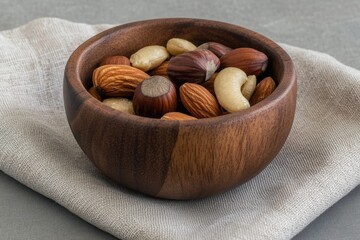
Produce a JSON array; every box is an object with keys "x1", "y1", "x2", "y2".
[{"x1": 0, "y1": 0, "x2": 359, "y2": 239}]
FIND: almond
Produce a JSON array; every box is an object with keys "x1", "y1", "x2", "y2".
[
  {"x1": 92, "y1": 65, "x2": 149, "y2": 98},
  {"x1": 99, "y1": 55, "x2": 130, "y2": 66},
  {"x1": 249, "y1": 76, "x2": 276, "y2": 105},
  {"x1": 88, "y1": 86, "x2": 102, "y2": 101},
  {"x1": 220, "y1": 48, "x2": 268, "y2": 76},
  {"x1": 161, "y1": 112, "x2": 197, "y2": 121},
  {"x1": 201, "y1": 73, "x2": 218, "y2": 96},
  {"x1": 179, "y1": 83, "x2": 221, "y2": 118},
  {"x1": 149, "y1": 60, "x2": 169, "y2": 76}
]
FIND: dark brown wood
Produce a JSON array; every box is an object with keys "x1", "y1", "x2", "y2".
[{"x1": 63, "y1": 18, "x2": 296, "y2": 200}]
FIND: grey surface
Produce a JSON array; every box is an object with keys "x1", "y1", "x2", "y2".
[
  {"x1": 0, "y1": 172, "x2": 117, "y2": 240},
  {"x1": 0, "y1": 0, "x2": 359, "y2": 239},
  {"x1": 0, "y1": 172, "x2": 359, "y2": 240}
]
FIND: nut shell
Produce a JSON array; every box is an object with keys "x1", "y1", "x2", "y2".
[{"x1": 168, "y1": 49, "x2": 220, "y2": 84}]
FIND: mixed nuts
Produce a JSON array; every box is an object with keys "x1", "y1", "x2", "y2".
[{"x1": 89, "y1": 38, "x2": 277, "y2": 120}]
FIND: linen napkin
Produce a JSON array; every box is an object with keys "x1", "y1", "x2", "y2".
[{"x1": 0, "y1": 18, "x2": 359, "y2": 240}]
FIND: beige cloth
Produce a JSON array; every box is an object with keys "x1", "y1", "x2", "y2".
[{"x1": 0, "y1": 18, "x2": 359, "y2": 240}]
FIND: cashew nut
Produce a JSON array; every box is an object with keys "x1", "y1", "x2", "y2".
[
  {"x1": 241, "y1": 75, "x2": 257, "y2": 100},
  {"x1": 102, "y1": 97, "x2": 135, "y2": 115},
  {"x1": 214, "y1": 67, "x2": 250, "y2": 112},
  {"x1": 130, "y1": 45, "x2": 169, "y2": 71}
]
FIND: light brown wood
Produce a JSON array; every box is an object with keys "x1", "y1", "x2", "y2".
[{"x1": 63, "y1": 18, "x2": 296, "y2": 200}]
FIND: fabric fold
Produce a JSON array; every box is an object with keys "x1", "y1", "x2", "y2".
[{"x1": 0, "y1": 18, "x2": 359, "y2": 240}]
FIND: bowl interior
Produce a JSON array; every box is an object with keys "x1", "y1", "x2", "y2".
[{"x1": 73, "y1": 18, "x2": 290, "y2": 108}]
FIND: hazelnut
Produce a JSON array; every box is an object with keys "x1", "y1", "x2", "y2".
[
  {"x1": 167, "y1": 49, "x2": 220, "y2": 84},
  {"x1": 197, "y1": 42, "x2": 232, "y2": 58},
  {"x1": 132, "y1": 76, "x2": 177, "y2": 118}
]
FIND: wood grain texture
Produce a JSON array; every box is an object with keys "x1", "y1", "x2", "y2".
[{"x1": 63, "y1": 18, "x2": 296, "y2": 199}]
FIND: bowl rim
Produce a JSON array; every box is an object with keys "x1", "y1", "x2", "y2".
[{"x1": 65, "y1": 18, "x2": 296, "y2": 127}]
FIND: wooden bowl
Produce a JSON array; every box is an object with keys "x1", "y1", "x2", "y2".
[{"x1": 63, "y1": 18, "x2": 296, "y2": 200}]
